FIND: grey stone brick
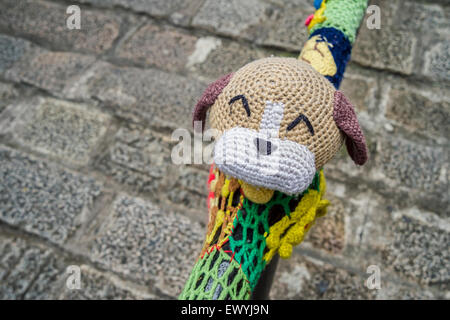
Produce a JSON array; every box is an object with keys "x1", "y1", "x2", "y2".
[
  {"x1": 376, "y1": 282, "x2": 436, "y2": 300},
  {"x1": 192, "y1": 0, "x2": 270, "y2": 40},
  {"x1": 0, "y1": 234, "x2": 152, "y2": 300},
  {"x1": 187, "y1": 37, "x2": 269, "y2": 80},
  {"x1": 173, "y1": 167, "x2": 209, "y2": 194},
  {"x1": 164, "y1": 165, "x2": 211, "y2": 217},
  {"x1": 340, "y1": 74, "x2": 377, "y2": 112},
  {"x1": 5, "y1": 47, "x2": 96, "y2": 95},
  {"x1": 6, "y1": 98, "x2": 111, "y2": 166},
  {"x1": 0, "y1": 147, "x2": 103, "y2": 244},
  {"x1": 72, "y1": 63, "x2": 205, "y2": 130},
  {"x1": 352, "y1": 28, "x2": 417, "y2": 75},
  {"x1": 115, "y1": 23, "x2": 197, "y2": 72},
  {"x1": 0, "y1": 35, "x2": 29, "y2": 73},
  {"x1": 386, "y1": 87, "x2": 450, "y2": 138},
  {"x1": 394, "y1": 1, "x2": 448, "y2": 35},
  {"x1": 270, "y1": 254, "x2": 376, "y2": 299},
  {"x1": 88, "y1": 194, "x2": 203, "y2": 297},
  {"x1": 23, "y1": 251, "x2": 65, "y2": 300},
  {"x1": 377, "y1": 137, "x2": 447, "y2": 195},
  {"x1": 0, "y1": 0, "x2": 125, "y2": 54},
  {"x1": 423, "y1": 41, "x2": 450, "y2": 81},
  {"x1": 60, "y1": 265, "x2": 156, "y2": 300},
  {"x1": 304, "y1": 195, "x2": 346, "y2": 255},
  {"x1": 166, "y1": 186, "x2": 207, "y2": 217},
  {"x1": 0, "y1": 82, "x2": 19, "y2": 114},
  {"x1": 94, "y1": 124, "x2": 171, "y2": 195},
  {"x1": 253, "y1": 4, "x2": 312, "y2": 51},
  {"x1": 0, "y1": 236, "x2": 63, "y2": 299},
  {"x1": 384, "y1": 216, "x2": 449, "y2": 290},
  {"x1": 79, "y1": 0, "x2": 204, "y2": 25},
  {"x1": 0, "y1": 237, "x2": 24, "y2": 282}
]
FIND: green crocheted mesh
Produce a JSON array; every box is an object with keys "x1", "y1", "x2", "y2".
[
  {"x1": 179, "y1": 172, "x2": 321, "y2": 299},
  {"x1": 310, "y1": 0, "x2": 368, "y2": 44},
  {"x1": 228, "y1": 172, "x2": 320, "y2": 289},
  {"x1": 179, "y1": 248, "x2": 251, "y2": 300}
]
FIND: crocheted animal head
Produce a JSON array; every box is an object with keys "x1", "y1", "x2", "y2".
[{"x1": 193, "y1": 57, "x2": 367, "y2": 195}]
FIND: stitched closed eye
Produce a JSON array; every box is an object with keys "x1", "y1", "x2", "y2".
[
  {"x1": 229, "y1": 95, "x2": 250, "y2": 117},
  {"x1": 287, "y1": 113, "x2": 314, "y2": 136}
]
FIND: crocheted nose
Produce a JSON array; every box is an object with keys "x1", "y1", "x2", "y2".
[{"x1": 254, "y1": 138, "x2": 277, "y2": 155}]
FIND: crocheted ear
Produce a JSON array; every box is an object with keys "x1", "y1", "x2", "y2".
[
  {"x1": 333, "y1": 90, "x2": 368, "y2": 165},
  {"x1": 192, "y1": 73, "x2": 233, "y2": 132}
]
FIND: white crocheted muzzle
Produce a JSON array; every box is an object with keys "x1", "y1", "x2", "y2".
[{"x1": 213, "y1": 101, "x2": 316, "y2": 195}]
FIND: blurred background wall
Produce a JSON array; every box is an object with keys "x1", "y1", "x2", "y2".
[{"x1": 0, "y1": 0, "x2": 448, "y2": 299}]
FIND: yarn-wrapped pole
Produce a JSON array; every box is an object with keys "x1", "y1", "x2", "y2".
[
  {"x1": 300, "y1": 0, "x2": 368, "y2": 89},
  {"x1": 179, "y1": 0, "x2": 369, "y2": 300}
]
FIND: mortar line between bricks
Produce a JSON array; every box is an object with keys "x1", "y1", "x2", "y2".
[
  {"x1": 104, "y1": 18, "x2": 147, "y2": 60},
  {"x1": 0, "y1": 222, "x2": 169, "y2": 299}
]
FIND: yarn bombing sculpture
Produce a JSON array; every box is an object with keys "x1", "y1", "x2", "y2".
[{"x1": 180, "y1": 0, "x2": 369, "y2": 300}]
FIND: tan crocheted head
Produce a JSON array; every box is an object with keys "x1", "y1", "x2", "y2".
[{"x1": 193, "y1": 57, "x2": 367, "y2": 195}]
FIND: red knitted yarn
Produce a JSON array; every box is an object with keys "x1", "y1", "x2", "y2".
[
  {"x1": 192, "y1": 73, "x2": 234, "y2": 131},
  {"x1": 333, "y1": 90, "x2": 368, "y2": 165}
]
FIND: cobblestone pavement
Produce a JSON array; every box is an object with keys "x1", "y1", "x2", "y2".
[{"x1": 0, "y1": 0, "x2": 448, "y2": 299}]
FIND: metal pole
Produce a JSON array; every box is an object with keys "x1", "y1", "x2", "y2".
[{"x1": 250, "y1": 254, "x2": 279, "y2": 300}]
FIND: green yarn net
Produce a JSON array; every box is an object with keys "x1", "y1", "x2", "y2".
[
  {"x1": 179, "y1": 172, "x2": 321, "y2": 299},
  {"x1": 228, "y1": 172, "x2": 321, "y2": 289},
  {"x1": 310, "y1": 0, "x2": 368, "y2": 44},
  {"x1": 179, "y1": 248, "x2": 251, "y2": 300}
]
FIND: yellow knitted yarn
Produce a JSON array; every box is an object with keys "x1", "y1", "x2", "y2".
[
  {"x1": 206, "y1": 209, "x2": 225, "y2": 244},
  {"x1": 240, "y1": 181, "x2": 275, "y2": 204},
  {"x1": 308, "y1": 0, "x2": 327, "y2": 31},
  {"x1": 299, "y1": 35, "x2": 337, "y2": 77},
  {"x1": 263, "y1": 170, "x2": 329, "y2": 261},
  {"x1": 221, "y1": 178, "x2": 231, "y2": 198}
]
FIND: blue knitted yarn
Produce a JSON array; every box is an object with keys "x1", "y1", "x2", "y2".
[
  {"x1": 314, "y1": 0, "x2": 323, "y2": 10},
  {"x1": 310, "y1": 27, "x2": 352, "y2": 89}
]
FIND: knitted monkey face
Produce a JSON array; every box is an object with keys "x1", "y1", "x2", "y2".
[{"x1": 193, "y1": 57, "x2": 367, "y2": 195}]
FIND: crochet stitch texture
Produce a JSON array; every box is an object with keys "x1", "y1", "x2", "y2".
[
  {"x1": 179, "y1": 166, "x2": 328, "y2": 299},
  {"x1": 309, "y1": 0, "x2": 369, "y2": 44},
  {"x1": 182, "y1": 0, "x2": 369, "y2": 300},
  {"x1": 209, "y1": 57, "x2": 344, "y2": 170}
]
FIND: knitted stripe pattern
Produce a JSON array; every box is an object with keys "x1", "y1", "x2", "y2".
[
  {"x1": 302, "y1": 0, "x2": 368, "y2": 88},
  {"x1": 301, "y1": 27, "x2": 352, "y2": 88},
  {"x1": 309, "y1": 0, "x2": 369, "y2": 44}
]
